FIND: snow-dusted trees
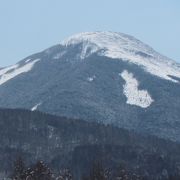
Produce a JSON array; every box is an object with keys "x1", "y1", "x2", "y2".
[
  {"x1": 56, "y1": 169, "x2": 73, "y2": 180},
  {"x1": 11, "y1": 159, "x2": 54, "y2": 180},
  {"x1": 26, "y1": 161, "x2": 53, "y2": 180}
]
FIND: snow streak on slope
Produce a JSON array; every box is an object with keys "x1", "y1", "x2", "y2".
[
  {"x1": 31, "y1": 103, "x2": 41, "y2": 111},
  {"x1": 53, "y1": 51, "x2": 67, "y2": 59},
  {"x1": 0, "y1": 59, "x2": 40, "y2": 86},
  {"x1": 25, "y1": 59, "x2": 31, "y2": 63},
  {"x1": 120, "y1": 70, "x2": 154, "y2": 108},
  {"x1": 0, "y1": 64, "x2": 19, "y2": 76},
  {"x1": 63, "y1": 32, "x2": 180, "y2": 83}
]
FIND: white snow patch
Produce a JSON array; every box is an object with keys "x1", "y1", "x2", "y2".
[
  {"x1": 120, "y1": 70, "x2": 154, "y2": 108},
  {"x1": 25, "y1": 59, "x2": 31, "y2": 63},
  {"x1": 62, "y1": 32, "x2": 180, "y2": 83},
  {"x1": 0, "y1": 59, "x2": 40, "y2": 86},
  {"x1": 31, "y1": 103, "x2": 41, "y2": 111},
  {"x1": 0, "y1": 64, "x2": 19, "y2": 76},
  {"x1": 53, "y1": 51, "x2": 66, "y2": 59},
  {"x1": 87, "y1": 75, "x2": 96, "y2": 82}
]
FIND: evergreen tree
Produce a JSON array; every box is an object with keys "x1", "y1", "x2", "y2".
[
  {"x1": 11, "y1": 157, "x2": 26, "y2": 180},
  {"x1": 89, "y1": 162, "x2": 109, "y2": 180},
  {"x1": 30, "y1": 161, "x2": 53, "y2": 180}
]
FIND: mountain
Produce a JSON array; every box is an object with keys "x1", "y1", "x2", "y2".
[
  {"x1": 1, "y1": 109, "x2": 180, "y2": 179},
  {"x1": 0, "y1": 31, "x2": 180, "y2": 141}
]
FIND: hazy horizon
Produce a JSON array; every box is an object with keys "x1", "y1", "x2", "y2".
[{"x1": 0, "y1": 0, "x2": 180, "y2": 67}]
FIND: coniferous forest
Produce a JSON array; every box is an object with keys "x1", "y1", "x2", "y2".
[{"x1": 0, "y1": 109, "x2": 180, "y2": 179}]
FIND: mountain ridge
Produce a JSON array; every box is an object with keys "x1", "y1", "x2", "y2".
[{"x1": 1, "y1": 31, "x2": 180, "y2": 83}]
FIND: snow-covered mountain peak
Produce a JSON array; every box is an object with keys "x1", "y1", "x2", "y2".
[
  {"x1": 62, "y1": 31, "x2": 180, "y2": 82},
  {"x1": 63, "y1": 31, "x2": 154, "y2": 55}
]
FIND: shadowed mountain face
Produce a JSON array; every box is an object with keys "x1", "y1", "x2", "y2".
[
  {"x1": 1, "y1": 109, "x2": 180, "y2": 179},
  {"x1": 0, "y1": 32, "x2": 180, "y2": 142}
]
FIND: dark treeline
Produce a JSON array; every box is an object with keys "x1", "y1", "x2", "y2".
[
  {"x1": 1, "y1": 109, "x2": 180, "y2": 179},
  {"x1": 10, "y1": 157, "x2": 180, "y2": 180}
]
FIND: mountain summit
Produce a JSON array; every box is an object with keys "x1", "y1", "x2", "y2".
[
  {"x1": 0, "y1": 31, "x2": 180, "y2": 141},
  {"x1": 63, "y1": 32, "x2": 180, "y2": 82}
]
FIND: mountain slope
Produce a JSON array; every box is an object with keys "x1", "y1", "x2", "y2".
[{"x1": 0, "y1": 31, "x2": 180, "y2": 141}]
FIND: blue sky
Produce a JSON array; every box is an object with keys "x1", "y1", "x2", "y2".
[{"x1": 0, "y1": 0, "x2": 180, "y2": 66}]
